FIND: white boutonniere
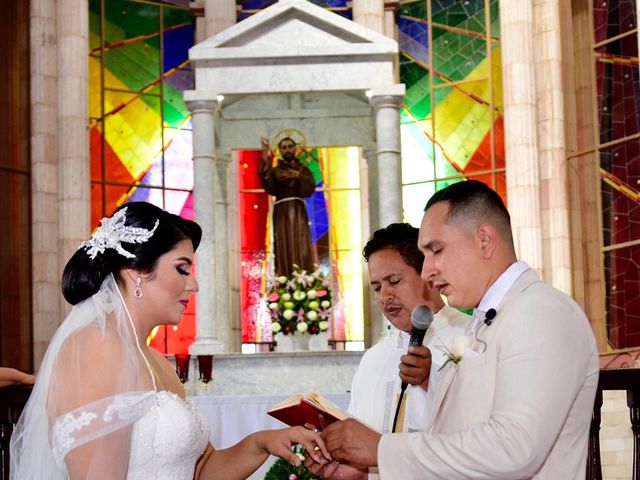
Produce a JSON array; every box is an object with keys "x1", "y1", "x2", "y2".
[{"x1": 436, "y1": 335, "x2": 473, "y2": 371}]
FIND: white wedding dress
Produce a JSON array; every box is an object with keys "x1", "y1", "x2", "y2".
[
  {"x1": 127, "y1": 392, "x2": 210, "y2": 479},
  {"x1": 10, "y1": 276, "x2": 212, "y2": 480},
  {"x1": 51, "y1": 391, "x2": 210, "y2": 479}
]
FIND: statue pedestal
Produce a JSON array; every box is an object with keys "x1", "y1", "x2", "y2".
[
  {"x1": 275, "y1": 332, "x2": 328, "y2": 352},
  {"x1": 290, "y1": 333, "x2": 308, "y2": 351},
  {"x1": 308, "y1": 331, "x2": 328, "y2": 351}
]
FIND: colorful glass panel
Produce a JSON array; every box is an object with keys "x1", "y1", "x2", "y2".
[
  {"x1": 399, "y1": 0, "x2": 505, "y2": 226},
  {"x1": 317, "y1": 147, "x2": 363, "y2": 341},
  {"x1": 604, "y1": 245, "x2": 640, "y2": 348},
  {"x1": 592, "y1": 0, "x2": 640, "y2": 350},
  {"x1": 90, "y1": 0, "x2": 196, "y2": 354},
  {"x1": 238, "y1": 0, "x2": 351, "y2": 20}
]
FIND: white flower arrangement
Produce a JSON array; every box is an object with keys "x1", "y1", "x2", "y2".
[
  {"x1": 267, "y1": 265, "x2": 332, "y2": 335},
  {"x1": 436, "y1": 335, "x2": 473, "y2": 371}
]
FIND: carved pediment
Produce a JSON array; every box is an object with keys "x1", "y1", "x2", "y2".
[{"x1": 190, "y1": 0, "x2": 397, "y2": 61}]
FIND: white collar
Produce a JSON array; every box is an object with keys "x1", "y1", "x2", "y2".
[{"x1": 474, "y1": 261, "x2": 530, "y2": 317}]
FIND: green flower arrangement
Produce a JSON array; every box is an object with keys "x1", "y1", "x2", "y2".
[
  {"x1": 264, "y1": 458, "x2": 321, "y2": 480},
  {"x1": 264, "y1": 444, "x2": 323, "y2": 480},
  {"x1": 267, "y1": 265, "x2": 332, "y2": 336}
]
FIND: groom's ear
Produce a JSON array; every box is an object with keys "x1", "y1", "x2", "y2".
[{"x1": 475, "y1": 223, "x2": 498, "y2": 259}]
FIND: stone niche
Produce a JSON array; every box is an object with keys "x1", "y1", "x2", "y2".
[{"x1": 185, "y1": 0, "x2": 405, "y2": 353}]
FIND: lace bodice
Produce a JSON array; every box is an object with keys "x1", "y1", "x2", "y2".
[
  {"x1": 51, "y1": 391, "x2": 210, "y2": 479},
  {"x1": 127, "y1": 391, "x2": 210, "y2": 479}
]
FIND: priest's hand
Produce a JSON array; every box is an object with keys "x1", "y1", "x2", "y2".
[
  {"x1": 399, "y1": 345, "x2": 432, "y2": 390},
  {"x1": 321, "y1": 419, "x2": 380, "y2": 467}
]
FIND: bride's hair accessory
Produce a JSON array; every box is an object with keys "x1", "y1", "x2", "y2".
[{"x1": 79, "y1": 207, "x2": 159, "y2": 260}]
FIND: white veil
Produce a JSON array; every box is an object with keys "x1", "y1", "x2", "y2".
[{"x1": 10, "y1": 274, "x2": 158, "y2": 479}]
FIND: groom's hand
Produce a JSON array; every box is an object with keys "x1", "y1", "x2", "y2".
[
  {"x1": 304, "y1": 460, "x2": 368, "y2": 480},
  {"x1": 322, "y1": 419, "x2": 380, "y2": 467}
]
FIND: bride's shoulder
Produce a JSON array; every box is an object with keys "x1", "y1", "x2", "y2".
[{"x1": 58, "y1": 324, "x2": 125, "y2": 359}]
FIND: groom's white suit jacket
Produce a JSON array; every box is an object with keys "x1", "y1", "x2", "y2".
[{"x1": 377, "y1": 268, "x2": 599, "y2": 479}]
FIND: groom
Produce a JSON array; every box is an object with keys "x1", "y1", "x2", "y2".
[{"x1": 314, "y1": 180, "x2": 599, "y2": 479}]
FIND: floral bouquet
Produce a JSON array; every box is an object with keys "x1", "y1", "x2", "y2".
[{"x1": 267, "y1": 265, "x2": 331, "y2": 335}]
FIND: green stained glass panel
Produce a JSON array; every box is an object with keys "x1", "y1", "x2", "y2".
[
  {"x1": 432, "y1": 28, "x2": 487, "y2": 82},
  {"x1": 401, "y1": 61, "x2": 431, "y2": 120},
  {"x1": 400, "y1": 0, "x2": 427, "y2": 18}
]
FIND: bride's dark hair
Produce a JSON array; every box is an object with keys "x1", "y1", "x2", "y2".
[{"x1": 62, "y1": 202, "x2": 202, "y2": 305}]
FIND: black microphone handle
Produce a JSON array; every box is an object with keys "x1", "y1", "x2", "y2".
[
  {"x1": 401, "y1": 326, "x2": 428, "y2": 391},
  {"x1": 408, "y1": 327, "x2": 428, "y2": 347}
]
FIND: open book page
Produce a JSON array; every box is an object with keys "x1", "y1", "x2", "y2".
[
  {"x1": 300, "y1": 392, "x2": 349, "y2": 421},
  {"x1": 267, "y1": 391, "x2": 349, "y2": 428}
]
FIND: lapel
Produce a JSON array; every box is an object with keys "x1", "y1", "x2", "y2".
[
  {"x1": 426, "y1": 359, "x2": 458, "y2": 432},
  {"x1": 426, "y1": 268, "x2": 542, "y2": 432}
]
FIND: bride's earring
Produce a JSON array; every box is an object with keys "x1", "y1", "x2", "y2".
[{"x1": 134, "y1": 277, "x2": 143, "y2": 299}]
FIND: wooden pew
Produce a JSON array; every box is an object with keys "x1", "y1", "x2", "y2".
[{"x1": 0, "y1": 385, "x2": 32, "y2": 480}]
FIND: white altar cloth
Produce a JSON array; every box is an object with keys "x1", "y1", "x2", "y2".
[{"x1": 191, "y1": 393, "x2": 351, "y2": 479}]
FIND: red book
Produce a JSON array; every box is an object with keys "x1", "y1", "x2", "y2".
[{"x1": 267, "y1": 392, "x2": 349, "y2": 428}]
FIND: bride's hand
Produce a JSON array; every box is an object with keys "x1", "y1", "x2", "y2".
[{"x1": 259, "y1": 426, "x2": 331, "y2": 467}]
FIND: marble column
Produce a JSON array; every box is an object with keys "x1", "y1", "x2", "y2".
[
  {"x1": 57, "y1": 0, "x2": 89, "y2": 295},
  {"x1": 533, "y1": 0, "x2": 572, "y2": 295},
  {"x1": 367, "y1": 86, "x2": 404, "y2": 346},
  {"x1": 499, "y1": 1, "x2": 543, "y2": 275},
  {"x1": 30, "y1": 0, "x2": 60, "y2": 367},
  {"x1": 187, "y1": 99, "x2": 225, "y2": 354},
  {"x1": 213, "y1": 151, "x2": 237, "y2": 352},
  {"x1": 352, "y1": 0, "x2": 384, "y2": 35},
  {"x1": 368, "y1": 85, "x2": 405, "y2": 232},
  {"x1": 362, "y1": 146, "x2": 387, "y2": 347},
  {"x1": 205, "y1": 0, "x2": 236, "y2": 38}
]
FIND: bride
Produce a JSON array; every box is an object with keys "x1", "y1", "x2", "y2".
[{"x1": 10, "y1": 202, "x2": 329, "y2": 479}]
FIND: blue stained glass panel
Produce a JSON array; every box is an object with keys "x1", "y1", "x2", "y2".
[
  {"x1": 163, "y1": 23, "x2": 193, "y2": 72},
  {"x1": 306, "y1": 189, "x2": 329, "y2": 244}
]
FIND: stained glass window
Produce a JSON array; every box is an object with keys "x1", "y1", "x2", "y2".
[
  {"x1": 592, "y1": 0, "x2": 640, "y2": 349},
  {"x1": 398, "y1": 0, "x2": 505, "y2": 224},
  {"x1": 238, "y1": 0, "x2": 351, "y2": 20},
  {"x1": 89, "y1": 0, "x2": 196, "y2": 354}
]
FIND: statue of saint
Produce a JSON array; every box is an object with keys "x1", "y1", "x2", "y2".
[{"x1": 259, "y1": 135, "x2": 316, "y2": 276}]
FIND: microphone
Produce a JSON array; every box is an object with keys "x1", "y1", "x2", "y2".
[
  {"x1": 484, "y1": 308, "x2": 497, "y2": 326},
  {"x1": 392, "y1": 305, "x2": 435, "y2": 432},
  {"x1": 401, "y1": 305, "x2": 435, "y2": 392}
]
